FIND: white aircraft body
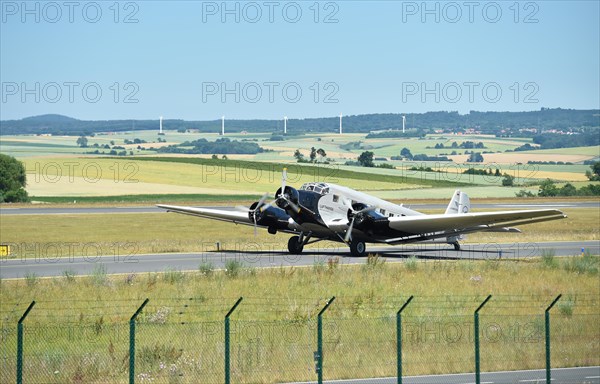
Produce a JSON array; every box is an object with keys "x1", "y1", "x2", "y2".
[{"x1": 158, "y1": 169, "x2": 566, "y2": 257}]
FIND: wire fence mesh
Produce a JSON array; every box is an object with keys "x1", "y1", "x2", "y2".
[{"x1": 1, "y1": 295, "x2": 598, "y2": 383}]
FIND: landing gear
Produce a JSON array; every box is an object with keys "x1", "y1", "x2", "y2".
[
  {"x1": 287, "y1": 236, "x2": 304, "y2": 254},
  {"x1": 452, "y1": 242, "x2": 461, "y2": 251},
  {"x1": 350, "y1": 240, "x2": 366, "y2": 257}
]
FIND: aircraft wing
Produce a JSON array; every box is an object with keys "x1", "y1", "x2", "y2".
[
  {"x1": 156, "y1": 205, "x2": 253, "y2": 225},
  {"x1": 385, "y1": 209, "x2": 566, "y2": 242}
]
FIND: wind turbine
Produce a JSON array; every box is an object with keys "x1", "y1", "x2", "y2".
[
  {"x1": 402, "y1": 115, "x2": 406, "y2": 133},
  {"x1": 339, "y1": 112, "x2": 343, "y2": 134},
  {"x1": 284, "y1": 116, "x2": 287, "y2": 134},
  {"x1": 159, "y1": 116, "x2": 163, "y2": 134},
  {"x1": 221, "y1": 115, "x2": 225, "y2": 136}
]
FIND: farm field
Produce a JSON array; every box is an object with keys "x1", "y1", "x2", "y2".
[{"x1": 2, "y1": 132, "x2": 597, "y2": 198}]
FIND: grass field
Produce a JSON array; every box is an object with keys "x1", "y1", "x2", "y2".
[
  {"x1": 1, "y1": 207, "x2": 597, "y2": 257},
  {"x1": 21, "y1": 156, "x2": 461, "y2": 198},
  {"x1": 1, "y1": 255, "x2": 598, "y2": 383}
]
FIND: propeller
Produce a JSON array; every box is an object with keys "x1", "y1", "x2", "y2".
[
  {"x1": 344, "y1": 204, "x2": 377, "y2": 243},
  {"x1": 260, "y1": 168, "x2": 301, "y2": 214},
  {"x1": 236, "y1": 193, "x2": 270, "y2": 237}
]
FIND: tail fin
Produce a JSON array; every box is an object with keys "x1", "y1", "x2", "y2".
[
  {"x1": 445, "y1": 190, "x2": 470, "y2": 215},
  {"x1": 445, "y1": 190, "x2": 470, "y2": 246}
]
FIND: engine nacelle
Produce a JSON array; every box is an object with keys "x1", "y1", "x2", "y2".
[
  {"x1": 249, "y1": 201, "x2": 290, "y2": 230},
  {"x1": 275, "y1": 186, "x2": 299, "y2": 211},
  {"x1": 347, "y1": 203, "x2": 386, "y2": 230}
]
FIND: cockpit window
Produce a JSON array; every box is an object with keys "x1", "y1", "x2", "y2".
[{"x1": 299, "y1": 182, "x2": 330, "y2": 195}]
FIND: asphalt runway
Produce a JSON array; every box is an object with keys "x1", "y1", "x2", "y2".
[
  {"x1": 1, "y1": 241, "x2": 597, "y2": 279},
  {"x1": 287, "y1": 366, "x2": 600, "y2": 384},
  {"x1": 1, "y1": 201, "x2": 598, "y2": 215}
]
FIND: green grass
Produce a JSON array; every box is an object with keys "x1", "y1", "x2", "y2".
[
  {"x1": 1, "y1": 258, "x2": 598, "y2": 383},
  {"x1": 131, "y1": 156, "x2": 465, "y2": 188}
]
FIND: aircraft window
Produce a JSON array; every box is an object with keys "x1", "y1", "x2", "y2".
[
  {"x1": 380, "y1": 209, "x2": 386, "y2": 215},
  {"x1": 322, "y1": 188, "x2": 329, "y2": 194},
  {"x1": 314, "y1": 186, "x2": 322, "y2": 193},
  {"x1": 389, "y1": 213, "x2": 394, "y2": 217},
  {"x1": 307, "y1": 185, "x2": 314, "y2": 191},
  {"x1": 333, "y1": 194, "x2": 339, "y2": 202}
]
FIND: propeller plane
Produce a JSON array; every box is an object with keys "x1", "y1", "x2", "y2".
[{"x1": 158, "y1": 169, "x2": 567, "y2": 257}]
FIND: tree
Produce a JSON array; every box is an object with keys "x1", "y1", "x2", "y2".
[
  {"x1": 502, "y1": 174, "x2": 514, "y2": 186},
  {"x1": 538, "y1": 179, "x2": 558, "y2": 197},
  {"x1": 309, "y1": 147, "x2": 317, "y2": 163},
  {"x1": 76, "y1": 136, "x2": 88, "y2": 148},
  {"x1": 400, "y1": 147, "x2": 413, "y2": 160},
  {"x1": 293, "y1": 149, "x2": 304, "y2": 162},
  {"x1": 467, "y1": 152, "x2": 484, "y2": 163},
  {"x1": 358, "y1": 151, "x2": 375, "y2": 167},
  {"x1": 316, "y1": 148, "x2": 327, "y2": 159},
  {"x1": 585, "y1": 161, "x2": 600, "y2": 181},
  {"x1": 559, "y1": 183, "x2": 577, "y2": 196},
  {"x1": 0, "y1": 154, "x2": 29, "y2": 202}
]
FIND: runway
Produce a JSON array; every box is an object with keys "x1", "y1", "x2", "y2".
[
  {"x1": 1, "y1": 201, "x2": 598, "y2": 216},
  {"x1": 1, "y1": 241, "x2": 597, "y2": 279},
  {"x1": 287, "y1": 366, "x2": 600, "y2": 384}
]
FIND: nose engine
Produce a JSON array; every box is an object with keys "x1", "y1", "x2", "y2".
[{"x1": 275, "y1": 186, "x2": 299, "y2": 211}]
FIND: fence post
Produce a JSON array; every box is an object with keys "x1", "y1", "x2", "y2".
[
  {"x1": 129, "y1": 298, "x2": 149, "y2": 384},
  {"x1": 16, "y1": 301, "x2": 35, "y2": 384},
  {"x1": 317, "y1": 296, "x2": 335, "y2": 384},
  {"x1": 474, "y1": 295, "x2": 492, "y2": 384},
  {"x1": 545, "y1": 294, "x2": 562, "y2": 384},
  {"x1": 397, "y1": 296, "x2": 414, "y2": 384},
  {"x1": 225, "y1": 297, "x2": 243, "y2": 384}
]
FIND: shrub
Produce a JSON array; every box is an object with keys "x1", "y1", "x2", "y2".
[
  {"x1": 541, "y1": 249, "x2": 558, "y2": 269},
  {"x1": 225, "y1": 259, "x2": 244, "y2": 278},
  {"x1": 199, "y1": 262, "x2": 214, "y2": 276},
  {"x1": 405, "y1": 256, "x2": 418, "y2": 271},
  {"x1": 163, "y1": 268, "x2": 185, "y2": 284},
  {"x1": 90, "y1": 264, "x2": 108, "y2": 286}
]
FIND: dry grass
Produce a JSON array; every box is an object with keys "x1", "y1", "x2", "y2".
[
  {"x1": 1, "y1": 208, "x2": 597, "y2": 258},
  {"x1": 0, "y1": 258, "x2": 598, "y2": 383}
]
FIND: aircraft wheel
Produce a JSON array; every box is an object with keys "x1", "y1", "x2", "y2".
[
  {"x1": 453, "y1": 242, "x2": 461, "y2": 251},
  {"x1": 350, "y1": 240, "x2": 366, "y2": 257},
  {"x1": 287, "y1": 236, "x2": 304, "y2": 254}
]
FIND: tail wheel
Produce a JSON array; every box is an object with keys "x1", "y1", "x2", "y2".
[
  {"x1": 350, "y1": 240, "x2": 366, "y2": 257},
  {"x1": 287, "y1": 236, "x2": 304, "y2": 254}
]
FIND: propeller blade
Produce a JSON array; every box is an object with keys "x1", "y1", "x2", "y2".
[
  {"x1": 280, "y1": 168, "x2": 287, "y2": 197},
  {"x1": 260, "y1": 199, "x2": 277, "y2": 212},
  {"x1": 344, "y1": 217, "x2": 355, "y2": 243},
  {"x1": 253, "y1": 211, "x2": 258, "y2": 237},
  {"x1": 357, "y1": 206, "x2": 377, "y2": 215},
  {"x1": 288, "y1": 200, "x2": 301, "y2": 214},
  {"x1": 255, "y1": 193, "x2": 270, "y2": 210},
  {"x1": 235, "y1": 205, "x2": 250, "y2": 212}
]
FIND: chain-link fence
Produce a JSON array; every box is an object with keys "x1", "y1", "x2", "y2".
[{"x1": 1, "y1": 295, "x2": 599, "y2": 383}]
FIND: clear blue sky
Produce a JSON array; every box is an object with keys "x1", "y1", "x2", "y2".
[{"x1": 1, "y1": 0, "x2": 598, "y2": 120}]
